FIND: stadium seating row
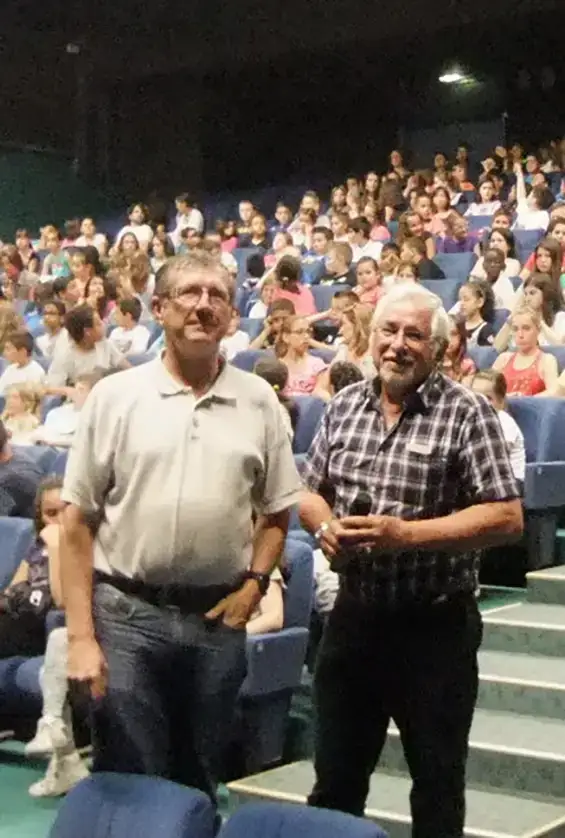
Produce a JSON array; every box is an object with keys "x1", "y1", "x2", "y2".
[{"x1": 49, "y1": 773, "x2": 387, "y2": 838}]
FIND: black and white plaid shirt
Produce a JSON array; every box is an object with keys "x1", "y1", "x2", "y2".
[{"x1": 302, "y1": 371, "x2": 520, "y2": 608}]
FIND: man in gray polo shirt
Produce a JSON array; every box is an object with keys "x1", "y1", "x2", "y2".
[{"x1": 60, "y1": 251, "x2": 301, "y2": 801}]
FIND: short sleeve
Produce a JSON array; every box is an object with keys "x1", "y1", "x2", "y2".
[
  {"x1": 61, "y1": 385, "x2": 116, "y2": 514},
  {"x1": 252, "y1": 388, "x2": 302, "y2": 516},
  {"x1": 458, "y1": 397, "x2": 521, "y2": 504},
  {"x1": 107, "y1": 341, "x2": 127, "y2": 368}
]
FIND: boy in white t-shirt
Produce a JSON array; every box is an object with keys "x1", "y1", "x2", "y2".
[
  {"x1": 470, "y1": 369, "x2": 526, "y2": 486},
  {"x1": 0, "y1": 330, "x2": 46, "y2": 396},
  {"x1": 109, "y1": 298, "x2": 151, "y2": 356},
  {"x1": 220, "y1": 307, "x2": 250, "y2": 361}
]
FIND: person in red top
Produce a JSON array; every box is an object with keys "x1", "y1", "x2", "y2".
[
  {"x1": 493, "y1": 306, "x2": 558, "y2": 395},
  {"x1": 271, "y1": 255, "x2": 316, "y2": 316}
]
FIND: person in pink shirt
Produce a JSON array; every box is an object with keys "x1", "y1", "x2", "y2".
[
  {"x1": 276, "y1": 315, "x2": 327, "y2": 397},
  {"x1": 272, "y1": 255, "x2": 317, "y2": 316},
  {"x1": 353, "y1": 257, "x2": 383, "y2": 308}
]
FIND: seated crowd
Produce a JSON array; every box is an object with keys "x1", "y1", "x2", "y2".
[{"x1": 1, "y1": 140, "x2": 565, "y2": 800}]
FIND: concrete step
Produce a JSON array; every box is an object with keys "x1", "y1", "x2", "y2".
[
  {"x1": 478, "y1": 650, "x2": 565, "y2": 719},
  {"x1": 482, "y1": 603, "x2": 565, "y2": 657},
  {"x1": 381, "y1": 708, "x2": 565, "y2": 798},
  {"x1": 528, "y1": 566, "x2": 565, "y2": 606},
  {"x1": 228, "y1": 761, "x2": 565, "y2": 838}
]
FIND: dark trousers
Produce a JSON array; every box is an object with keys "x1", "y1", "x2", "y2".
[
  {"x1": 308, "y1": 590, "x2": 482, "y2": 838},
  {"x1": 91, "y1": 581, "x2": 247, "y2": 804},
  {"x1": 0, "y1": 609, "x2": 46, "y2": 658}
]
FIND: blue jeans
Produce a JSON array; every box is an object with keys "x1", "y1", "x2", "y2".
[{"x1": 91, "y1": 581, "x2": 247, "y2": 803}]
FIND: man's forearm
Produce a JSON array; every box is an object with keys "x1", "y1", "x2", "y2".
[
  {"x1": 251, "y1": 509, "x2": 291, "y2": 574},
  {"x1": 404, "y1": 500, "x2": 523, "y2": 553},
  {"x1": 61, "y1": 505, "x2": 96, "y2": 641},
  {"x1": 298, "y1": 490, "x2": 334, "y2": 535}
]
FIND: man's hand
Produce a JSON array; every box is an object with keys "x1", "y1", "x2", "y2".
[
  {"x1": 204, "y1": 580, "x2": 263, "y2": 630},
  {"x1": 68, "y1": 636, "x2": 108, "y2": 699},
  {"x1": 316, "y1": 519, "x2": 348, "y2": 559},
  {"x1": 338, "y1": 514, "x2": 411, "y2": 552}
]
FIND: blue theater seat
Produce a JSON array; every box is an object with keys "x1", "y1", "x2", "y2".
[
  {"x1": 13, "y1": 444, "x2": 60, "y2": 475},
  {"x1": 293, "y1": 396, "x2": 325, "y2": 454},
  {"x1": 49, "y1": 773, "x2": 216, "y2": 838},
  {"x1": 233, "y1": 247, "x2": 262, "y2": 283},
  {"x1": 232, "y1": 349, "x2": 273, "y2": 373},
  {"x1": 127, "y1": 353, "x2": 154, "y2": 366},
  {"x1": 492, "y1": 309, "x2": 510, "y2": 332},
  {"x1": 311, "y1": 284, "x2": 350, "y2": 312},
  {"x1": 219, "y1": 802, "x2": 387, "y2": 838},
  {"x1": 0, "y1": 517, "x2": 34, "y2": 588},
  {"x1": 310, "y1": 347, "x2": 336, "y2": 364},
  {"x1": 420, "y1": 279, "x2": 462, "y2": 310},
  {"x1": 543, "y1": 346, "x2": 565, "y2": 373},
  {"x1": 239, "y1": 318, "x2": 265, "y2": 340},
  {"x1": 467, "y1": 215, "x2": 493, "y2": 233},
  {"x1": 433, "y1": 252, "x2": 477, "y2": 282},
  {"x1": 467, "y1": 346, "x2": 499, "y2": 371},
  {"x1": 52, "y1": 449, "x2": 69, "y2": 475},
  {"x1": 239, "y1": 538, "x2": 314, "y2": 771},
  {"x1": 514, "y1": 229, "x2": 545, "y2": 263},
  {"x1": 507, "y1": 397, "x2": 565, "y2": 568},
  {"x1": 41, "y1": 394, "x2": 64, "y2": 423}
]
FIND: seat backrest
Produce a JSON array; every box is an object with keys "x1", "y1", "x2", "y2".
[
  {"x1": 433, "y1": 252, "x2": 477, "y2": 282},
  {"x1": 231, "y1": 349, "x2": 273, "y2": 373},
  {"x1": 467, "y1": 215, "x2": 493, "y2": 232},
  {"x1": 492, "y1": 309, "x2": 510, "y2": 332},
  {"x1": 0, "y1": 517, "x2": 34, "y2": 589},
  {"x1": 543, "y1": 346, "x2": 565, "y2": 373},
  {"x1": 310, "y1": 347, "x2": 336, "y2": 364},
  {"x1": 52, "y1": 450, "x2": 69, "y2": 476},
  {"x1": 420, "y1": 279, "x2": 462, "y2": 310},
  {"x1": 13, "y1": 444, "x2": 60, "y2": 474},
  {"x1": 239, "y1": 318, "x2": 265, "y2": 340},
  {"x1": 293, "y1": 395, "x2": 326, "y2": 454},
  {"x1": 127, "y1": 353, "x2": 153, "y2": 366},
  {"x1": 466, "y1": 345, "x2": 499, "y2": 371},
  {"x1": 311, "y1": 284, "x2": 350, "y2": 312},
  {"x1": 218, "y1": 802, "x2": 387, "y2": 838},
  {"x1": 41, "y1": 395, "x2": 65, "y2": 424},
  {"x1": 233, "y1": 247, "x2": 262, "y2": 282},
  {"x1": 506, "y1": 397, "x2": 565, "y2": 463},
  {"x1": 49, "y1": 773, "x2": 216, "y2": 838},
  {"x1": 283, "y1": 539, "x2": 314, "y2": 628},
  {"x1": 514, "y1": 229, "x2": 545, "y2": 263}
]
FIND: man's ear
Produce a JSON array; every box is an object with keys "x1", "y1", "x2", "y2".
[{"x1": 151, "y1": 295, "x2": 163, "y2": 325}]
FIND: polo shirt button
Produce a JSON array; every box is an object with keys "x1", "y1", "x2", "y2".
[{"x1": 193, "y1": 417, "x2": 199, "y2": 428}]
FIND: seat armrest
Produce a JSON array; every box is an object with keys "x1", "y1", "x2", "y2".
[{"x1": 241, "y1": 627, "x2": 309, "y2": 698}]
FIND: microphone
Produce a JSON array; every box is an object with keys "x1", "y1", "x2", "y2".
[{"x1": 331, "y1": 492, "x2": 373, "y2": 573}]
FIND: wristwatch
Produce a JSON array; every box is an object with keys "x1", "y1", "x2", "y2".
[{"x1": 243, "y1": 570, "x2": 271, "y2": 596}]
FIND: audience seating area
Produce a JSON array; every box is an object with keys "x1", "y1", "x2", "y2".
[{"x1": 48, "y1": 773, "x2": 387, "y2": 838}]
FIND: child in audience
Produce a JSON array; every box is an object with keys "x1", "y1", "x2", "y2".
[
  {"x1": 308, "y1": 289, "x2": 358, "y2": 346},
  {"x1": 248, "y1": 278, "x2": 276, "y2": 319},
  {"x1": 276, "y1": 315, "x2": 327, "y2": 396},
  {"x1": 440, "y1": 316, "x2": 476, "y2": 383},
  {"x1": 493, "y1": 306, "x2": 559, "y2": 395},
  {"x1": 495, "y1": 273, "x2": 565, "y2": 349},
  {"x1": 33, "y1": 372, "x2": 99, "y2": 447},
  {"x1": 456, "y1": 279, "x2": 496, "y2": 346},
  {"x1": 465, "y1": 179, "x2": 502, "y2": 217},
  {"x1": 109, "y1": 297, "x2": 151, "y2": 355},
  {"x1": 1, "y1": 384, "x2": 41, "y2": 444},
  {"x1": 40, "y1": 230, "x2": 71, "y2": 281},
  {"x1": 470, "y1": 370, "x2": 526, "y2": 485},
  {"x1": 0, "y1": 329, "x2": 46, "y2": 395},
  {"x1": 250, "y1": 299, "x2": 295, "y2": 350},
  {"x1": 520, "y1": 238, "x2": 563, "y2": 289},
  {"x1": 353, "y1": 257, "x2": 383, "y2": 307},
  {"x1": 315, "y1": 306, "x2": 375, "y2": 399},
  {"x1": 220, "y1": 307, "x2": 250, "y2": 360},
  {"x1": 397, "y1": 211, "x2": 436, "y2": 259},
  {"x1": 328, "y1": 360, "x2": 364, "y2": 396},
  {"x1": 253, "y1": 357, "x2": 298, "y2": 441},
  {"x1": 399, "y1": 237, "x2": 445, "y2": 280},
  {"x1": 395, "y1": 260, "x2": 420, "y2": 284},
  {"x1": 36, "y1": 299, "x2": 66, "y2": 360},
  {"x1": 314, "y1": 242, "x2": 356, "y2": 287},
  {"x1": 471, "y1": 230, "x2": 521, "y2": 287},
  {"x1": 241, "y1": 252, "x2": 266, "y2": 290},
  {"x1": 379, "y1": 244, "x2": 401, "y2": 290},
  {"x1": 272, "y1": 255, "x2": 316, "y2": 316}
]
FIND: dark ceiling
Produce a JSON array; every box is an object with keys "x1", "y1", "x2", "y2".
[{"x1": 1, "y1": 0, "x2": 562, "y2": 84}]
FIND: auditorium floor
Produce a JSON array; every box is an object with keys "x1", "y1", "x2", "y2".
[{"x1": 0, "y1": 588, "x2": 524, "y2": 838}]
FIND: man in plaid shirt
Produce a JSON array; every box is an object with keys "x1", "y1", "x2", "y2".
[{"x1": 300, "y1": 284, "x2": 523, "y2": 838}]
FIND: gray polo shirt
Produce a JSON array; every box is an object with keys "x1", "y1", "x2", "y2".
[{"x1": 61, "y1": 357, "x2": 302, "y2": 586}]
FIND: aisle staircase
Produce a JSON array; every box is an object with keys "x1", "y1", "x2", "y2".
[{"x1": 228, "y1": 571, "x2": 565, "y2": 838}]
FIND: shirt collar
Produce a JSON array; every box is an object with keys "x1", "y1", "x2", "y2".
[
  {"x1": 154, "y1": 351, "x2": 238, "y2": 403},
  {"x1": 364, "y1": 368, "x2": 444, "y2": 415}
]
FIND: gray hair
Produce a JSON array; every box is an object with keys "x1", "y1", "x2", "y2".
[
  {"x1": 155, "y1": 251, "x2": 235, "y2": 303},
  {"x1": 371, "y1": 284, "x2": 451, "y2": 358}
]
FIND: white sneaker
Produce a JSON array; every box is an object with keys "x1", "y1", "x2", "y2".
[
  {"x1": 28, "y1": 751, "x2": 89, "y2": 798},
  {"x1": 25, "y1": 718, "x2": 70, "y2": 757}
]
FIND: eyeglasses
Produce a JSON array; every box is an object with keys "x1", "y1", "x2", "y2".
[{"x1": 168, "y1": 285, "x2": 229, "y2": 309}]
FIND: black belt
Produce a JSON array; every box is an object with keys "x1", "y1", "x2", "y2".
[{"x1": 94, "y1": 571, "x2": 241, "y2": 615}]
